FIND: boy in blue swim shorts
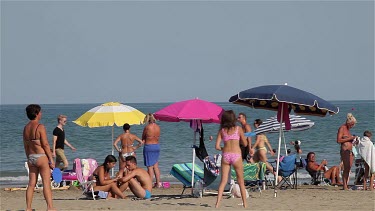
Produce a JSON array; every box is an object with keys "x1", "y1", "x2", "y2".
[{"x1": 118, "y1": 156, "x2": 153, "y2": 199}]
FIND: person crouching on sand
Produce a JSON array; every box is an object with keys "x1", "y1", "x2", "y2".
[
  {"x1": 215, "y1": 110, "x2": 248, "y2": 208},
  {"x1": 118, "y1": 156, "x2": 153, "y2": 199}
]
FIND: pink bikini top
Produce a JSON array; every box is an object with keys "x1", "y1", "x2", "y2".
[{"x1": 222, "y1": 126, "x2": 240, "y2": 142}]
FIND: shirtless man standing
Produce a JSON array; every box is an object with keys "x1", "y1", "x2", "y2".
[
  {"x1": 119, "y1": 156, "x2": 153, "y2": 199},
  {"x1": 337, "y1": 113, "x2": 358, "y2": 190},
  {"x1": 142, "y1": 113, "x2": 162, "y2": 188},
  {"x1": 237, "y1": 113, "x2": 253, "y2": 162},
  {"x1": 113, "y1": 123, "x2": 144, "y2": 177}
]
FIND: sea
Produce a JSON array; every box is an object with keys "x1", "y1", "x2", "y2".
[{"x1": 1, "y1": 101, "x2": 374, "y2": 187}]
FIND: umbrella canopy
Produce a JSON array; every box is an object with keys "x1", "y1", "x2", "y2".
[
  {"x1": 73, "y1": 102, "x2": 145, "y2": 176},
  {"x1": 154, "y1": 98, "x2": 224, "y2": 194},
  {"x1": 229, "y1": 84, "x2": 339, "y2": 116},
  {"x1": 254, "y1": 115, "x2": 314, "y2": 134},
  {"x1": 154, "y1": 98, "x2": 224, "y2": 123},
  {"x1": 229, "y1": 84, "x2": 339, "y2": 197},
  {"x1": 73, "y1": 102, "x2": 145, "y2": 127}
]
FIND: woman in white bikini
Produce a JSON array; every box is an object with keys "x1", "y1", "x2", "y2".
[
  {"x1": 252, "y1": 119, "x2": 275, "y2": 174},
  {"x1": 113, "y1": 123, "x2": 143, "y2": 177},
  {"x1": 23, "y1": 104, "x2": 55, "y2": 211},
  {"x1": 215, "y1": 110, "x2": 248, "y2": 208}
]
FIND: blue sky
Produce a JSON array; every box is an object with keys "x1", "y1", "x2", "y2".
[{"x1": 1, "y1": 1, "x2": 374, "y2": 104}]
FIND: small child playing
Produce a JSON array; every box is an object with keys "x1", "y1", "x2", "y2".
[{"x1": 357, "y1": 130, "x2": 374, "y2": 191}]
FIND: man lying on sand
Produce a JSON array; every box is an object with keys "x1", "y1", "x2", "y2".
[{"x1": 118, "y1": 156, "x2": 153, "y2": 199}]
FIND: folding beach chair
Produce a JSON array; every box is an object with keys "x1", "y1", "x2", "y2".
[
  {"x1": 276, "y1": 154, "x2": 297, "y2": 189},
  {"x1": 75, "y1": 158, "x2": 106, "y2": 200},
  {"x1": 170, "y1": 163, "x2": 205, "y2": 196},
  {"x1": 231, "y1": 162, "x2": 266, "y2": 195},
  {"x1": 61, "y1": 169, "x2": 78, "y2": 187},
  {"x1": 303, "y1": 158, "x2": 330, "y2": 186}
]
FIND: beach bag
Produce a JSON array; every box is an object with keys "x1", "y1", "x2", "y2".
[{"x1": 231, "y1": 184, "x2": 249, "y2": 198}]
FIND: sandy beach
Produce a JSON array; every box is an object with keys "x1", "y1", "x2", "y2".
[{"x1": 1, "y1": 184, "x2": 374, "y2": 210}]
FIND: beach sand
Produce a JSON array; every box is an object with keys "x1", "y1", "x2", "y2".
[{"x1": 1, "y1": 185, "x2": 374, "y2": 210}]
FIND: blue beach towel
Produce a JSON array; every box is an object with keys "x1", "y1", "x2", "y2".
[{"x1": 143, "y1": 144, "x2": 160, "y2": 166}]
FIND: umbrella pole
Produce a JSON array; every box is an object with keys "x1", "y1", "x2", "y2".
[
  {"x1": 274, "y1": 103, "x2": 284, "y2": 198},
  {"x1": 282, "y1": 130, "x2": 287, "y2": 155},
  {"x1": 111, "y1": 125, "x2": 114, "y2": 177},
  {"x1": 191, "y1": 130, "x2": 197, "y2": 195}
]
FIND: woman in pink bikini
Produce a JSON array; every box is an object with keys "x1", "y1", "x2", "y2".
[{"x1": 215, "y1": 110, "x2": 248, "y2": 208}]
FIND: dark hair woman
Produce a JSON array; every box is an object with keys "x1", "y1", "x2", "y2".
[
  {"x1": 23, "y1": 104, "x2": 55, "y2": 211},
  {"x1": 92, "y1": 155, "x2": 126, "y2": 199}
]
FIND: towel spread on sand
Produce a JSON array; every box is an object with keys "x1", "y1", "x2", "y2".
[{"x1": 357, "y1": 136, "x2": 375, "y2": 174}]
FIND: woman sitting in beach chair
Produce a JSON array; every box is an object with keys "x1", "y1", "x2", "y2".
[{"x1": 306, "y1": 152, "x2": 342, "y2": 185}]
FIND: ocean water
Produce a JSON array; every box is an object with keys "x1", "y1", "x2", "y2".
[{"x1": 1, "y1": 101, "x2": 374, "y2": 187}]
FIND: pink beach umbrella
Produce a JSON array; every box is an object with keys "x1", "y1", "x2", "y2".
[
  {"x1": 154, "y1": 98, "x2": 223, "y2": 123},
  {"x1": 154, "y1": 98, "x2": 224, "y2": 193}
]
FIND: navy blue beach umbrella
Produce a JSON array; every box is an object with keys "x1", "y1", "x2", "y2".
[
  {"x1": 229, "y1": 84, "x2": 339, "y2": 197},
  {"x1": 229, "y1": 84, "x2": 339, "y2": 116}
]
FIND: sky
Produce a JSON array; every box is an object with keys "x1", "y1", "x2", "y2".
[{"x1": 1, "y1": 1, "x2": 374, "y2": 105}]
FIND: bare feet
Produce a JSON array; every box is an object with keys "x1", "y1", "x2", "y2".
[{"x1": 153, "y1": 182, "x2": 162, "y2": 188}]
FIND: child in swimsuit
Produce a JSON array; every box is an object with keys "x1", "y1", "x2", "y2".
[{"x1": 215, "y1": 110, "x2": 248, "y2": 209}]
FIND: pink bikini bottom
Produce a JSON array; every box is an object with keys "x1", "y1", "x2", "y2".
[{"x1": 222, "y1": 152, "x2": 241, "y2": 164}]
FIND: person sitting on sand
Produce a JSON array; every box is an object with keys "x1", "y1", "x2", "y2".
[
  {"x1": 92, "y1": 155, "x2": 127, "y2": 199},
  {"x1": 306, "y1": 152, "x2": 342, "y2": 185},
  {"x1": 118, "y1": 156, "x2": 153, "y2": 199}
]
